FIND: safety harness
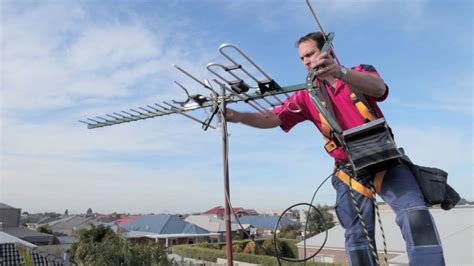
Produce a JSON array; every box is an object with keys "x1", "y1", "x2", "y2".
[
  {"x1": 314, "y1": 79, "x2": 387, "y2": 198},
  {"x1": 309, "y1": 77, "x2": 392, "y2": 265}
]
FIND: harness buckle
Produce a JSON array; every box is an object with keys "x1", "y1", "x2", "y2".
[{"x1": 324, "y1": 140, "x2": 338, "y2": 152}]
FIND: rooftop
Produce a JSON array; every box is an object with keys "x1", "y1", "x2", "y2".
[{"x1": 298, "y1": 206, "x2": 474, "y2": 265}]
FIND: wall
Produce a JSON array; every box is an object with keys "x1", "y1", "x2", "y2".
[{"x1": 0, "y1": 208, "x2": 21, "y2": 227}]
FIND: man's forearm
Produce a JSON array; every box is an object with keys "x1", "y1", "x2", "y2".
[
  {"x1": 341, "y1": 69, "x2": 386, "y2": 98},
  {"x1": 227, "y1": 110, "x2": 281, "y2": 129}
]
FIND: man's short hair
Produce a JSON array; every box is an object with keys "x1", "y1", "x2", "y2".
[{"x1": 296, "y1": 32, "x2": 325, "y2": 50}]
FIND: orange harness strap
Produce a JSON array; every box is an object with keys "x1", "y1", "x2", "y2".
[
  {"x1": 350, "y1": 92, "x2": 377, "y2": 121},
  {"x1": 319, "y1": 92, "x2": 377, "y2": 153},
  {"x1": 335, "y1": 170, "x2": 386, "y2": 198}
]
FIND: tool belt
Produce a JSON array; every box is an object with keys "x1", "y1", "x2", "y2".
[{"x1": 401, "y1": 157, "x2": 460, "y2": 210}]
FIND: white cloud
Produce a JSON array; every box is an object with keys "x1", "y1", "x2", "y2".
[
  {"x1": 0, "y1": 1, "x2": 231, "y2": 214},
  {"x1": 67, "y1": 25, "x2": 162, "y2": 72},
  {"x1": 1, "y1": 2, "x2": 217, "y2": 112},
  {"x1": 1, "y1": 1, "x2": 471, "y2": 214},
  {"x1": 1, "y1": 114, "x2": 219, "y2": 158}
]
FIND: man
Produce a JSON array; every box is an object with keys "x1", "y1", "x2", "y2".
[{"x1": 226, "y1": 32, "x2": 445, "y2": 266}]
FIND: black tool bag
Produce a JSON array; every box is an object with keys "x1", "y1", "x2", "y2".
[
  {"x1": 402, "y1": 158, "x2": 460, "y2": 210},
  {"x1": 342, "y1": 118, "x2": 402, "y2": 175}
]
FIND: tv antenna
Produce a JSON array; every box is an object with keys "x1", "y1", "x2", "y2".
[{"x1": 80, "y1": 1, "x2": 342, "y2": 264}]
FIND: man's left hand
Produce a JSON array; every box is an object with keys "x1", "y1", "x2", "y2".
[{"x1": 313, "y1": 51, "x2": 340, "y2": 78}]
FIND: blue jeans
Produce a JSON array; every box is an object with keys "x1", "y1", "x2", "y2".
[{"x1": 332, "y1": 163, "x2": 445, "y2": 266}]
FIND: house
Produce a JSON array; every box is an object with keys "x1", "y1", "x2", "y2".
[
  {"x1": 21, "y1": 211, "x2": 63, "y2": 231},
  {"x1": 237, "y1": 215, "x2": 294, "y2": 237},
  {"x1": 297, "y1": 206, "x2": 474, "y2": 265},
  {"x1": 0, "y1": 203, "x2": 54, "y2": 246},
  {"x1": 184, "y1": 215, "x2": 243, "y2": 242},
  {"x1": 120, "y1": 215, "x2": 217, "y2": 248},
  {"x1": 114, "y1": 215, "x2": 139, "y2": 226},
  {"x1": 24, "y1": 215, "x2": 63, "y2": 230},
  {"x1": 0, "y1": 232, "x2": 71, "y2": 266},
  {"x1": 46, "y1": 216, "x2": 97, "y2": 236},
  {"x1": 202, "y1": 206, "x2": 258, "y2": 218}
]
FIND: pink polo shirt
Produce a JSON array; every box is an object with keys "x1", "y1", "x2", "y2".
[{"x1": 272, "y1": 64, "x2": 388, "y2": 163}]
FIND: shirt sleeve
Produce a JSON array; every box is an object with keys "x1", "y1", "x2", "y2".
[
  {"x1": 352, "y1": 64, "x2": 389, "y2": 102},
  {"x1": 271, "y1": 91, "x2": 310, "y2": 132}
]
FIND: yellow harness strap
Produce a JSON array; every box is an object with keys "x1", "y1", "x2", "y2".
[
  {"x1": 335, "y1": 169, "x2": 386, "y2": 198},
  {"x1": 350, "y1": 92, "x2": 377, "y2": 121},
  {"x1": 319, "y1": 92, "x2": 377, "y2": 153},
  {"x1": 319, "y1": 114, "x2": 340, "y2": 153},
  {"x1": 319, "y1": 113, "x2": 331, "y2": 138}
]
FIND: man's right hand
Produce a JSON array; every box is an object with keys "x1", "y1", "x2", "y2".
[{"x1": 225, "y1": 108, "x2": 281, "y2": 129}]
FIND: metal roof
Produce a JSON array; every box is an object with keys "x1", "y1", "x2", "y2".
[
  {"x1": 237, "y1": 215, "x2": 294, "y2": 229},
  {"x1": 0, "y1": 232, "x2": 37, "y2": 248},
  {"x1": 48, "y1": 216, "x2": 95, "y2": 230},
  {"x1": 0, "y1": 227, "x2": 52, "y2": 239},
  {"x1": 184, "y1": 215, "x2": 239, "y2": 232},
  {"x1": 201, "y1": 206, "x2": 257, "y2": 216},
  {"x1": 0, "y1": 203, "x2": 16, "y2": 209},
  {"x1": 297, "y1": 206, "x2": 474, "y2": 265},
  {"x1": 390, "y1": 225, "x2": 473, "y2": 265},
  {"x1": 182, "y1": 223, "x2": 209, "y2": 234},
  {"x1": 55, "y1": 236, "x2": 77, "y2": 245},
  {"x1": 122, "y1": 215, "x2": 209, "y2": 235},
  {"x1": 124, "y1": 231, "x2": 218, "y2": 239}
]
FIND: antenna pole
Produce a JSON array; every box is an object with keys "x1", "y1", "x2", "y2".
[{"x1": 220, "y1": 85, "x2": 234, "y2": 265}]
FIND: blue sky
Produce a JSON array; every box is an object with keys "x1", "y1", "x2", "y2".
[{"x1": 1, "y1": 0, "x2": 472, "y2": 214}]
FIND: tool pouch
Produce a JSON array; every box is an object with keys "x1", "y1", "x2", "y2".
[
  {"x1": 342, "y1": 118, "x2": 402, "y2": 176},
  {"x1": 402, "y1": 158, "x2": 460, "y2": 210}
]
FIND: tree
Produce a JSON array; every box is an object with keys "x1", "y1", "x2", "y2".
[
  {"x1": 287, "y1": 209, "x2": 301, "y2": 221},
  {"x1": 37, "y1": 225, "x2": 52, "y2": 234},
  {"x1": 262, "y1": 238, "x2": 283, "y2": 257},
  {"x1": 232, "y1": 242, "x2": 244, "y2": 253},
  {"x1": 278, "y1": 221, "x2": 302, "y2": 239},
  {"x1": 17, "y1": 245, "x2": 34, "y2": 266},
  {"x1": 242, "y1": 240, "x2": 264, "y2": 255},
  {"x1": 303, "y1": 204, "x2": 335, "y2": 238},
  {"x1": 70, "y1": 224, "x2": 172, "y2": 265}
]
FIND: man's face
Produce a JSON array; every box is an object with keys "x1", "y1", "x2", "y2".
[{"x1": 297, "y1": 39, "x2": 321, "y2": 72}]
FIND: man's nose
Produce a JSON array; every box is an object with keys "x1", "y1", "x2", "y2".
[{"x1": 303, "y1": 58, "x2": 311, "y2": 69}]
